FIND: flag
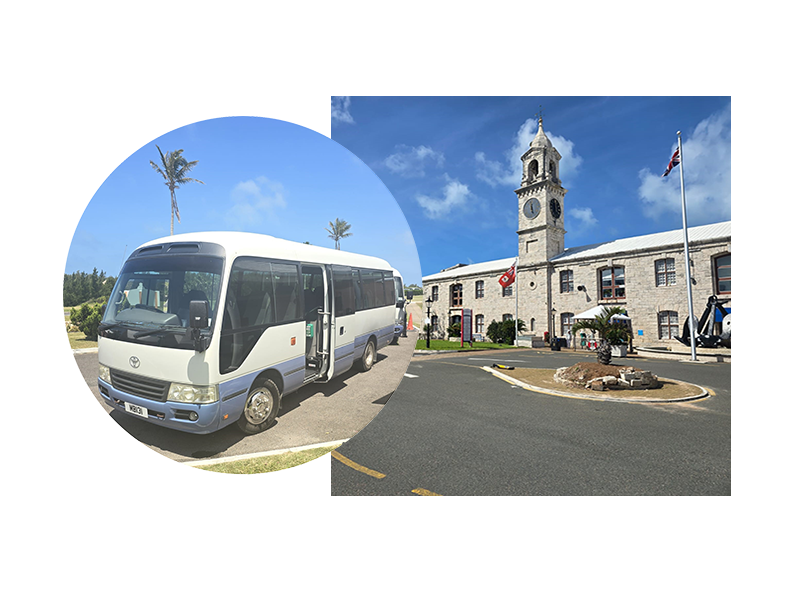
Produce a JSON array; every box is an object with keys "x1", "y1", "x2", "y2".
[
  {"x1": 661, "y1": 147, "x2": 680, "y2": 177},
  {"x1": 499, "y1": 260, "x2": 516, "y2": 288}
]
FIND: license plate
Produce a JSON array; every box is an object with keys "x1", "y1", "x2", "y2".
[{"x1": 124, "y1": 402, "x2": 149, "y2": 419}]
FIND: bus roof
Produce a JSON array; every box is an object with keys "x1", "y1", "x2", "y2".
[{"x1": 136, "y1": 232, "x2": 393, "y2": 270}]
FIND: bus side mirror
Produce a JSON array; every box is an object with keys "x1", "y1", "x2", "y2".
[
  {"x1": 406, "y1": 292, "x2": 414, "y2": 300},
  {"x1": 189, "y1": 300, "x2": 209, "y2": 329}
]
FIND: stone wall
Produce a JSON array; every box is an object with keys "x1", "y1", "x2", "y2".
[{"x1": 423, "y1": 238, "x2": 731, "y2": 347}]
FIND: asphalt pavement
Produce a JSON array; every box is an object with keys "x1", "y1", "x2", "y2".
[
  {"x1": 73, "y1": 334, "x2": 415, "y2": 463},
  {"x1": 332, "y1": 348, "x2": 731, "y2": 496}
]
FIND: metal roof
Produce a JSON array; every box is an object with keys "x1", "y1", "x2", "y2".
[
  {"x1": 551, "y1": 221, "x2": 730, "y2": 263},
  {"x1": 422, "y1": 221, "x2": 730, "y2": 281},
  {"x1": 422, "y1": 257, "x2": 515, "y2": 282}
]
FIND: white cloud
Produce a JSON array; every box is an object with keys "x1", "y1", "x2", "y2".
[
  {"x1": 227, "y1": 176, "x2": 286, "y2": 225},
  {"x1": 567, "y1": 206, "x2": 598, "y2": 233},
  {"x1": 638, "y1": 105, "x2": 731, "y2": 224},
  {"x1": 331, "y1": 96, "x2": 355, "y2": 125},
  {"x1": 415, "y1": 176, "x2": 472, "y2": 219},
  {"x1": 476, "y1": 118, "x2": 583, "y2": 187},
  {"x1": 383, "y1": 144, "x2": 445, "y2": 177}
]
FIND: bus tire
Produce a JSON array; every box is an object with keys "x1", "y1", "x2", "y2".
[
  {"x1": 237, "y1": 378, "x2": 281, "y2": 435},
  {"x1": 358, "y1": 339, "x2": 376, "y2": 372}
]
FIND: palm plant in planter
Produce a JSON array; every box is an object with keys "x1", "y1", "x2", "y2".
[{"x1": 571, "y1": 306, "x2": 631, "y2": 365}]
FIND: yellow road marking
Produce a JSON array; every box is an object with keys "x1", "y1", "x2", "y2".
[
  {"x1": 331, "y1": 450, "x2": 386, "y2": 479},
  {"x1": 412, "y1": 488, "x2": 442, "y2": 496}
]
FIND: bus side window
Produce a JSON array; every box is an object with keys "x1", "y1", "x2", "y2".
[
  {"x1": 351, "y1": 268, "x2": 363, "y2": 312},
  {"x1": 333, "y1": 266, "x2": 355, "y2": 317},
  {"x1": 271, "y1": 262, "x2": 300, "y2": 323}
]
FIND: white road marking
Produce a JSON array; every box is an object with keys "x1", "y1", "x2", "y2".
[{"x1": 404, "y1": 373, "x2": 420, "y2": 378}]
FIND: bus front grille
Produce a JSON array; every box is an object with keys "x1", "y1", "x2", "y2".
[{"x1": 110, "y1": 370, "x2": 169, "y2": 402}]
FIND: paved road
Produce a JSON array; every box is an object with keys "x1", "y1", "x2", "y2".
[
  {"x1": 332, "y1": 348, "x2": 731, "y2": 495},
  {"x1": 73, "y1": 335, "x2": 416, "y2": 462}
]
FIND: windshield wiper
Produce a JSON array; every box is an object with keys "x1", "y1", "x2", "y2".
[{"x1": 131, "y1": 325, "x2": 187, "y2": 339}]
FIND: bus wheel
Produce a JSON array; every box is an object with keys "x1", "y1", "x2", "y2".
[
  {"x1": 237, "y1": 379, "x2": 281, "y2": 435},
  {"x1": 359, "y1": 340, "x2": 376, "y2": 372}
]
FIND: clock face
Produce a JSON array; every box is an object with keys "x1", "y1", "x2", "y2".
[
  {"x1": 549, "y1": 198, "x2": 562, "y2": 219},
  {"x1": 522, "y1": 198, "x2": 541, "y2": 219}
]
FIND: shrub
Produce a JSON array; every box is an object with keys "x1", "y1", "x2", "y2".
[
  {"x1": 70, "y1": 302, "x2": 104, "y2": 341},
  {"x1": 487, "y1": 319, "x2": 525, "y2": 345},
  {"x1": 447, "y1": 322, "x2": 461, "y2": 339}
]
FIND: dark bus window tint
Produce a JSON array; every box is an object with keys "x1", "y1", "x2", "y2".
[
  {"x1": 352, "y1": 268, "x2": 363, "y2": 311},
  {"x1": 382, "y1": 271, "x2": 394, "y2": 306},
  {"x1": 333, "y1": 267, "x2": 356, "y2": 317},
  {"x1": 271, "y1": 262, "x2": 300, "y2": 322},
  {"x1": 224, "y1": 265, "x2": 275, "y2": 329},
  {"x1": 360, "y1": 270, "x2": 379, "y2": 310}
]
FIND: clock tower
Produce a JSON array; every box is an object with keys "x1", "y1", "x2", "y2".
[{"x1": 516, "y1": 116, "x2": 567, "y2": 267}]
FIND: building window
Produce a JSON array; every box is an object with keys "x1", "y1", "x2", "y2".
[
  {"x1": 502, "y1": 284, "x2": 513, "y2": 297},
  {"x1": 655, "y1": 258, "x2": 676, "y2": 287},
  {"x1": 451, "y1": 283, "x2": 463, "y2": 307},
  {"x1": 502, "y1": 314, "x2": 513, "y2": 322},
  {"x1": 560, "y1": 270, "x2": 573, "y2": 293},
  {"x1": 475, "y1": 280, "x2": 484, "y2": 299},
  {"x1": 715, "y1": 254, "x2": 731, "y2": 295},
  {"x1": 431, "y1": 285, "x2": 438, "y2": 301},
  {"x1": 431, "y1": 315, "x2": 439, "y2": 332},
  {"x1": 658, "y1": 311, "x2": 679, "y2": 339},
  {"x1": 530, "y1": 317, "x2": 536, "y2": 333},
  {"x1": 561, "y1": 313, "x2": 574, "y2": 337},
  {"x1": 528, "y1": 160, "x2": 538, "y2": 179},
  {"x1": 475, "y1": 314, "x2": 484, "y2": 333},
  {"x1": 600, "y1": 267, "x2": 625, "y2": 299}
]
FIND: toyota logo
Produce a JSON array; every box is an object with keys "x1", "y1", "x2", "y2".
[{"x1": 129, "y1": 356, "x2": 140, "y2": 369}]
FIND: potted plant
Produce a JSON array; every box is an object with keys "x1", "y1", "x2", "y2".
[
  {"x1": 570, "y1": 306, "x2": 631, "y2": 365},
  {"x1": 605, "y1": 329, "x2": 629, "y2": 358}
]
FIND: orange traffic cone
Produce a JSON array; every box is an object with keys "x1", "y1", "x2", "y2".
[{"x1": 407, "y1": 314, "x2": 413, "y2": 330}]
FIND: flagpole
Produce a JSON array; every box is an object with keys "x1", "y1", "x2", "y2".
[
  {"x1": 514, "y1": 259, "x2": 519, "y2": 346},
  {"x1": 677, "y1": 131, "x2": 697, "y2": 361}
]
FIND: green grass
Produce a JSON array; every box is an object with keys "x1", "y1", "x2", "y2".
[
  {"x1": 415, "y1": 339, "x2": 517, "y2": 351},
  {"x1": 67, "y1": 331, "x2": 98, "y2": 350},
  {"x1": 193, "y1": 444, "x2": 341, "y2": 474}
]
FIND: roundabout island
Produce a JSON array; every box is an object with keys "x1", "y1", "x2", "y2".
[{"x1": 485, "y1": 361, "x2": 709, "y2": 403}]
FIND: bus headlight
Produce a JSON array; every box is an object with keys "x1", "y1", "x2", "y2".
[
  {"x1": 167, "y1": 383, "x2": 218, "y2": 404},
  {"x1": 99, "y1": 363, "x2": 111, "y2": 384}
]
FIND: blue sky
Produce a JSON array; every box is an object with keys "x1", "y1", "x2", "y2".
[
  {"x1": 65, "y1": 116, "x2": 420, "y2": 285},
  {"x1": 331, "y1": 97, "x2": 731, "y2": 279}
]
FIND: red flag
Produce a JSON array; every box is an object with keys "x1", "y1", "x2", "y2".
[
  {"x1": 661, "y1": 147, "x2": 680, "y2": 177},
  {"x1": 499, "y1": 261, "x2": 516, "y2": 288}
]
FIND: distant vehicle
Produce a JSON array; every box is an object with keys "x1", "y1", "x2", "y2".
[
  {"x1": 391, "y1": 269, "x2": 410, "y2": 343},
  {"x1": 97, "y1": 232, "x2": 399, "y2": 435}
]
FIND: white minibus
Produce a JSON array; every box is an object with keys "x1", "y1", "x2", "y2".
[
  {"x1": 391, "y1": 268, "x2": 409, "y2": 344},
  {"x1": 97, "y1": 232, "x2": 398, "y2": 435}
]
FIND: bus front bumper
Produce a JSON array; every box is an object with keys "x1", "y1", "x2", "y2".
[{"x1": 97, "y1": 378, "x2": 222, "y2": 434}]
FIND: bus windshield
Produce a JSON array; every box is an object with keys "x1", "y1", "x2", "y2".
[{"x1": 101, "y1": 254, "x2": 224, "y2": 349}]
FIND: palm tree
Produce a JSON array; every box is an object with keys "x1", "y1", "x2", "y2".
[
  {"x1": 325, "y1": 218, "x2": 352, "y2": 250},
  {"x1": 149, "y1": 145, "x2": 204, "y2": 235},
  {"x1": 571, "y1": 306, "x2": 631, "y2": 365}
]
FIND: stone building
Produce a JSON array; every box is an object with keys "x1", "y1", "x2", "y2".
[{"x1": 422, "y1": 117, "x2": 731, "y2": 349}]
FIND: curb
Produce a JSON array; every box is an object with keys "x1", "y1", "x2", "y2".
[
  {"x1": 482, "y1": 366, "x2": 709, "y2": 403},
  {"x1": 72, "y1": 347, "x2": 98, "y2": 354},
  {"x1": 180, "y1": 439, "x2": 350, "y2": 467}
]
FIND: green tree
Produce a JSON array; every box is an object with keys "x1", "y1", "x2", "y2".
[
  {"x1": 149, "y1": 145, "x2": 204, "y2": 235},
  {"x1": 571, "y1": 306, "x2": 631, "y2": 365},
  {"x1": 325, "y1": 218, "x2": 352, "y2": 250}
]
